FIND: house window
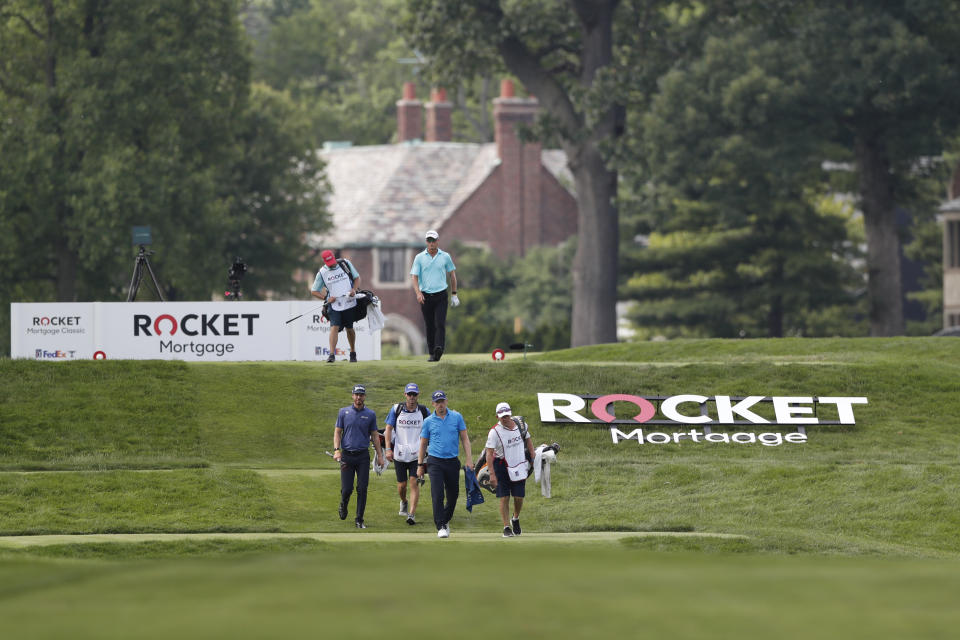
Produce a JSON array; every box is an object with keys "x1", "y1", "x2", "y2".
[
  {"x1": 949, "y1": 220, "x2": 960, "y2": 269},
  {"x1": 378, "y1": 247, "x2": 407, "y2": 283}
]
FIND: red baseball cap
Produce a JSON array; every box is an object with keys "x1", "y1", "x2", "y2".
[{"x1": 321, "y1": 250, "x2": 337, "y2": 266}]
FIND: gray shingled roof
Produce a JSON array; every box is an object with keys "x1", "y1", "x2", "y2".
[{"x1": 311, "y1": 141, "x2": 572, "y2": 248}]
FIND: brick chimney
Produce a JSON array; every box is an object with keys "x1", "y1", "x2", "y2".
[
  {"x1": 396, "y1": 82, "x2": 422, "y2": 142},
  {"x1": 425, "y1": 88, "x2": 452, "y2": 142},
  {"x1": 493, "y1": 79, "x2": 542, "y2": 256}
]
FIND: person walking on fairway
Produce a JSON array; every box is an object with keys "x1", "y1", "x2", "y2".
[
  {"x1": 485, "y1": 402, "x2": 535, "y2": 537},
  {"x1": 416, "y1": 390, "x2": 473, "y2": 538},
  {"x1": 384, "y1": 382, "x2": 430, "y2": 525},
  {"x1": 410, "y1": 230, "x2": 458, "y2": 362},
  {"x1": 333, "y1": 384, "x2": 384, "y2": 529},
  {"x1": 311, "y1": 249, "x2": 361, "y2": 362}
]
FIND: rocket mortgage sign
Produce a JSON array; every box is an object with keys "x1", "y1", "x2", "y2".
[{"x1": 537, "y1": 392, "x2": 868, "y2": 447}]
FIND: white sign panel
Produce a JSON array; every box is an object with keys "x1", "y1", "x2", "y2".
[
  {"x1": 10, "y1": 303, "x2": 96, "y2": 360},
  {"x1": 10, "y1": 302, "x2": 380, "y2": 362}
]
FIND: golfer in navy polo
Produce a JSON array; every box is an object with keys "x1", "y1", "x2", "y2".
[
  {"x1": 416, "y1": 390, "x2": 473, "y2": 538},
  {"x1": 333, "y1": 384, "x2": 384, "y2": 529}
]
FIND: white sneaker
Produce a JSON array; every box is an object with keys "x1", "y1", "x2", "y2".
[
  {"x1": 437, "y1": 524, "x2": 449, "y2": 538},
  {"x1": 399, "y1": 501, "x2": 409, "y2": 516}
]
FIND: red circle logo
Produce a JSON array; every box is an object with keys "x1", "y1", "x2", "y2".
[
  {"x1": 93, "y1": 351, "x2": 107, "y2": 360},
  {"x1": 492, "y1": 348, "x2": 505, "y2": 361}
]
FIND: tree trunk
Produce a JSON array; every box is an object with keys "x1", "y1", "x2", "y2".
[
  {"x1": 569, "y1": 148, "x2": 619, "y2": 346},
  {"x1": 43, "y1": 0, "x2": 78, "y2": 302},
  {"x1": 499, "y1": 0, "x2": 622, "y2": 346},
  {"x1": 855, "y1": 137, "x2": 904, "y2": 336}
]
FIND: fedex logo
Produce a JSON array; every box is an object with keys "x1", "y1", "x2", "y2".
[{"x1": 35, "y1": 349, "x2": 77, "y2": 359}]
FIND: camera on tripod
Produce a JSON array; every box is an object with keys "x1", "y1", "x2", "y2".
[{"x1": 226, "y1": 257, "x2": 247, "y2": 300}]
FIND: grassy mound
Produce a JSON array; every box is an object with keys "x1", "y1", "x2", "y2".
[
  {"x1": 1, "y1": 338, "x2": 958, "y2": 554},
  {"x1": 2, "y1": 338, "x2": 960, "y2": 636}
]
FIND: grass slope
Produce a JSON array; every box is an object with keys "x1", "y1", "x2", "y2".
[
  {"x1": 2, "y1": 338, "x2": 960, "y2": 637},
  {"x1": 2, "y1": 339, "x2": 959, "y2": 554}
]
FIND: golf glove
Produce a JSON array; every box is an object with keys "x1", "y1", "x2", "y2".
[{"x1": 450, "y1": 294, "x2": 460, "y2": 307}]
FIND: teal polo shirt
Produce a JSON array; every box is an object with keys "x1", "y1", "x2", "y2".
[
  {"x1": 420, "y1": 408, "x2": 467, "y2": 459},
  {"x1": 410, "y1": 249, "x2": 456, "y2": 294}
]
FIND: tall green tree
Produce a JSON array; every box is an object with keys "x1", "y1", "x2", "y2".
[
  {"x1": 407, "y1": 0, "x2": 630, "y2": 347},
  {"x1": 0, "y1": 0, "x2": 328, "y2": 353},
  {"x1": 785, "y1": 1, "x2": 960, "y2": 335},
  {"x1": 250, "y1": 0, "x2": 418, "y2": 145},
  {"x1": 622, "y1": 29, "x2": 865, "y2": 338}
]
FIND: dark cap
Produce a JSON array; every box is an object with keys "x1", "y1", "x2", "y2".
[
  {"x1": 431, "y1": 390, "x2": 447, "y2": 402},
  {"x1": 352, "y1": 384, "x2": 366, "y2": 395}
]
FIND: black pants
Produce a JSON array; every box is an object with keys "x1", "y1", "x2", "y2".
[
  {"x1": 421, "y1": 290, "x2": 448, "y2": 354},
  {"x1": 426, "y1": 455, "x2": 460, "y2": 530},
  {"x1": 340, "y1": 450, "x2": 370, "y2": 521}
]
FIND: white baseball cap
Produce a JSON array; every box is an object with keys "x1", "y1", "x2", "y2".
[
  {"x1": 425, "y1": 229, "x2": 439, "y2": 240},
  {"x1": 495, "y1": 402, "x2": 512, "y2": 417}
]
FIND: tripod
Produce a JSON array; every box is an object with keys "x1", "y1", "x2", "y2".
[{"x1": 126, "y1": 245, "x2": 165, "y2": 302}]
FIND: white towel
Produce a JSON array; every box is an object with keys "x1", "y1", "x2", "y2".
[{"x1": 534, "y1": 446, "x2": 557, "y2": 498}]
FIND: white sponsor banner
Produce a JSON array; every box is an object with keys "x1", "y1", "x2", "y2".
[
  {"x1": 10, "y1": 302, "x2": 380, "y2": 362},
  {"x1": 10, "y1": 303, "x2": 96, "y2": 360}
]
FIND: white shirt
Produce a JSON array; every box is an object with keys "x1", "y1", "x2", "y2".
[
  {"x1": 390, "y1": 404, "x2": 427, "y2": 462},
  {"x1": 486, "y1": 423, "x2": 530, "y2": 480},
  {"x1": 313, "y1": 262, "x2": 357, "y2": 311}
]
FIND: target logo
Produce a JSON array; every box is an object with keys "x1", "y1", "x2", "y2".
[{"x1": 492, "y1": 348, "x2": 505, "y2": 361}]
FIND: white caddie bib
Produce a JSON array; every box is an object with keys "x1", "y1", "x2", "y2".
[
  {"x1": 393, "y1": 406, "x2": 425, "y2": 462},
  {"x1": 322, "y1": 264, "x2": 356, "y2": 311},
  {"x1": 494, "y1": 425, "x2": 528, "y2": 481}
]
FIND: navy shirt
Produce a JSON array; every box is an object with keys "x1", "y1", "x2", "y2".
[{"x1": 336, "y1": 405, "x2": 378, "y2": 451}]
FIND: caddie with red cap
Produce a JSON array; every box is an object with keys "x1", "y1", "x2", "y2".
[{"x1": 311, "y1": 249, "x2": 362, "y2": 363}]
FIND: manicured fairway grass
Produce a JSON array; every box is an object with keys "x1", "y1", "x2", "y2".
[
  {"x1": 1, "y1": 543, "x2": 959, "y2": 640},
  {"x1": 1, "y1": 338, "x2": 959, "y2": 637}
]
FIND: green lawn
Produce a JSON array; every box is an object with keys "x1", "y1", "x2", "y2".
[
  {"x1": 1, "y1": 544, "x2": 959, "y2": 639},
  {"x1": 1, "y1": 338, "x2": 959, "y2": 637}
]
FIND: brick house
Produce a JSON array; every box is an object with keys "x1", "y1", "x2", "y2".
[{"x1": 308, "y1": 80, "x2": 578, "y2": 354}]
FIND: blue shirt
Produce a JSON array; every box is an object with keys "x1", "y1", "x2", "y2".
[
  {"x1": 410, "y1": 249, "x2": 456, "y2": 294},
  {"x1": 336, "y1": 405, "x2": 378, "y2": 451},
  {"x1": 420, "y1": 408, "x2": 467, "y2": 459}
]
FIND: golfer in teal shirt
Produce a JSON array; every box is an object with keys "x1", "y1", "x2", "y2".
[
  {"x1": 417, "y1": 390, "x2": 473, "y2": 537},
  {"x1": 410, "y1": 230, "x2": 458, "y2": 362}
]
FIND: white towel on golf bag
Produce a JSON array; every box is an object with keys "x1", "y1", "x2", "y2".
[
  {"x1": 367, "y1": 298, "x2": 385, "y2": 332},
  {"x1": 534, "y1": 446, "x2": 557, "y2": 498}
]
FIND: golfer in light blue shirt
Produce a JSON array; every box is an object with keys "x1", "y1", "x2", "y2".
[
  {"x1": 417, "y1": 390, "x2": 473, "y2": 537},
  {"x1": 410, "y1": 229, "x2": 458, "y2": 362}
]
